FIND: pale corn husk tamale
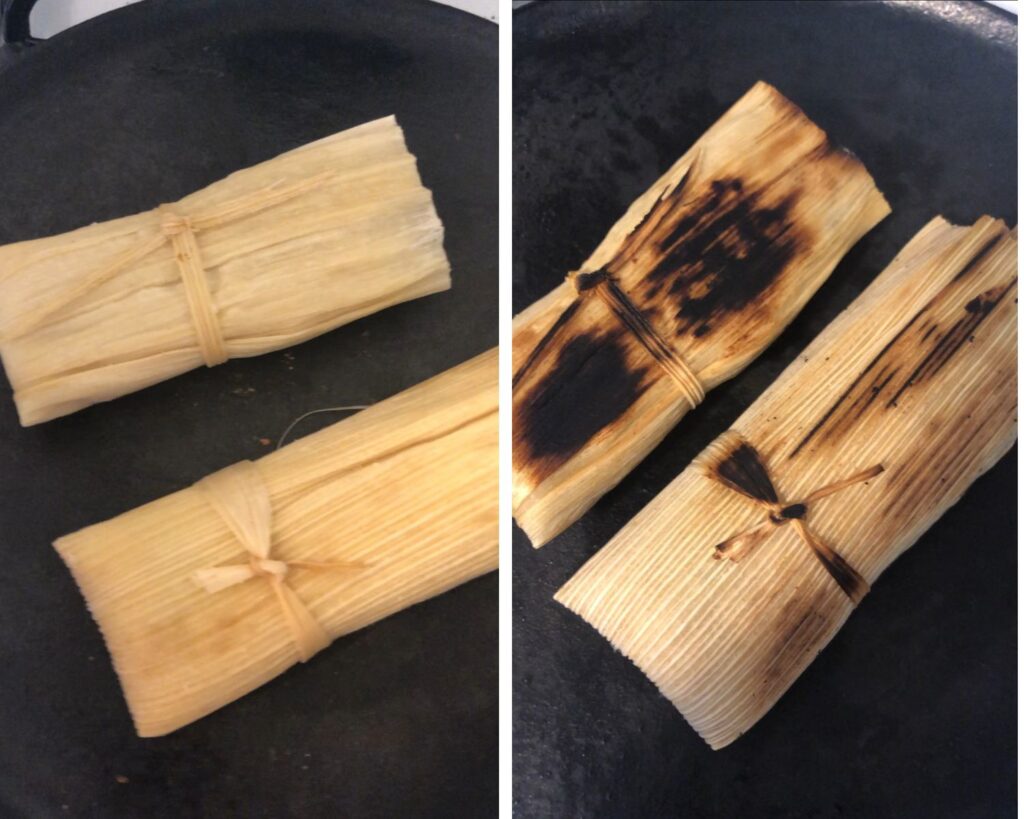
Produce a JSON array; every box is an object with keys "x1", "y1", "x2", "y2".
[
  {"x1": 556, "y1": 217, "x2": 1017, "y2": 749},
  {"x1": 0, "y1": 116, "x2": 450, "y2": 426},
  {"x1": 55, "y1": 349, "x2": 496, "y2": 737},
  {"x1": 512, "y1": 81, "x2": 891, "y2": 548}
]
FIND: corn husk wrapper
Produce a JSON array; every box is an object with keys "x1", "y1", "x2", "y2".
[
  {"x1": 55, "y1": 349, "x2": 497, "y2": 737},
  {"x1": 512, "y1": 81, "x2": 891, "y2": 547},
  {"x1": 0, "y1": 116, "x2": 450, "y2": 426},
  {"x1": 556, "y1": 217, "x2": 1017, "y2": 749}
]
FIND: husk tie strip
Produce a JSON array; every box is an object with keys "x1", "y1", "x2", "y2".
[
  {"x1": 5, "y1": 171, "x2": 335, "y2": 366},
  {"x1": 191, "y1": 460, "x2": 368, "y2": 662},
  {"x1": 698, "y1": 431, "x2": 882, "y2": 603}
]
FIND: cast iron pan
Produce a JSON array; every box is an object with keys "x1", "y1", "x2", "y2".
[
  {"x1": 0, "y1": 1, "x2": 496, "y2": 816},
  {"x1": 513, "y1": 2, "x2": 1015, "y2": 817}
]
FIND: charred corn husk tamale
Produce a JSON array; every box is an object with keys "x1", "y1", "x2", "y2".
[
  {"x1": 556, "y1": 217, "x2": 1017, "y2": 749},
  {"x1": 55, "y1": 350, "x2": 497, "y2": 737},
  {"x1": 0, "y1": 116, "x2": 450, "y2": 426},
  {"x1": 512, "y1": 81, "x2": 890, "y2": 547}
]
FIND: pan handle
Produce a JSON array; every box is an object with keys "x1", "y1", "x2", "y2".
[{"x1": 0, "y1": 0, "x2": 41, "y2": 68}]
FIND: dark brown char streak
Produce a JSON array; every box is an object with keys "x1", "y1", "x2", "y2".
[
  {"x1": 790, "y1": 240, "x2": 1016, "y2": 459},
  {"x1": 882, "y1": 392, "x2": 1017, "y2": 520},
  {"x1": 709, "y1": 438, "x2": 779, "y2": 504},
  {"x1": 513, "y1": 326, "x2": 653, "y2": 485},
  {"x1": 511, "y1": 299, "x2": 581, "y2": 391},
  {"x1": 514, "y1": 156, "x2": 814, "y2": 489},
  {"x1": 607, "y1": 170, "x2": 806, "y2": 340},
  {"x1": 756, "y1": 586, "x2": 834, "y2": 706}
]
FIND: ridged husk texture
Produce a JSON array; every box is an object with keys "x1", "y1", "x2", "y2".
[
  {"x1": 0, "y1": 116, "x2": 450, "y2": 425},
  {"x1": 512, "y1": 81, "x2": 891, "y2": 547},
  {"x1": 556, "y1": 217, "x2": 1017, "y2": 749},
  {"x1": 55, "y1": 350, "x2": 496, "y2": 737}
]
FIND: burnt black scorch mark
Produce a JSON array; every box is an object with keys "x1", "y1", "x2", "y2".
[
  {"x1": 512, "y1": 299, "x2": 581, "y2": 390},
  {"x1": 575, "y1": 268, "x2": 700, "y2": 397},
  {"x1": 790, "y1": 273, "x2": 1017, "y2": 459},
  {"x1": 513, "y1": 328, "x2": 652, "y2": 485},
  {"x1": 709, "y1": 437, "x2": 779, "y2": 504},
  {"x1": 605, "y1": 172, "x2": 804, "y2": 339},
  {"x1": 771, "y1": 503, "x2": 807, "y2": 523}
]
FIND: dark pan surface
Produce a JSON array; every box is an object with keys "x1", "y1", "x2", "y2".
[
  {"x1": 513, "y1": 2, "x2": 1015, "y2": 817},
  {"x1": 0, "y1": 1, "x2": 496, "y2": 816}
]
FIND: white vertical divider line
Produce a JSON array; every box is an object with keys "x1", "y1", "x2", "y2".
[{"x1": 497, "y1": 0, "x2": 513, "y2": 815}]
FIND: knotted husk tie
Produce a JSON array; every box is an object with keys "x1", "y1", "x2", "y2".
[
  {"x1": 567, "y1": 268, "x2": 706, "y2": 409},
  {"x1": 5, "y1": 171, "x2": 335, "y2": 366},
  {"x1": 698, "y1": 430, "x2": 882, "y2": 603},
  {"x1": 191, "y1": 460, "x2": 368, "y2": 662}
]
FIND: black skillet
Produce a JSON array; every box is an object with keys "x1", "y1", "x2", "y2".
[
  {"x1": 0, "y1": 1, "x2": 496, "y2": 816},
  {"x1": 513, "y1": 2, "x2": 1015, "y2": 817}
]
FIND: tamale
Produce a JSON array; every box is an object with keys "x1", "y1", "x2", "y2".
[
  {"x1": 55, "y1": 349, "x2": 496, "y2": 737},
  {"x1": 0, "y1": 116, "x2": 450, "y2": 426},
  {"x1": 512, "y1": 81, "x2": 890, "y2": 547},
  {"x1": 556, "y1": 217, "x2": 1017, "y2": 749}
]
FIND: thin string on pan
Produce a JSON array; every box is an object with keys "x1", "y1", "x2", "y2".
[{"x1": 276, "y1": 405, "x2": 370, "y2": 450}]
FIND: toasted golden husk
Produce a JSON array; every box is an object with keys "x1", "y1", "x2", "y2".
[
  {"x1": 556, "y1": 217, "x2": 1017, "y2": 748},
  {"x1": 512, "y1": 81, "x2": 891, "y2": 547}
]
